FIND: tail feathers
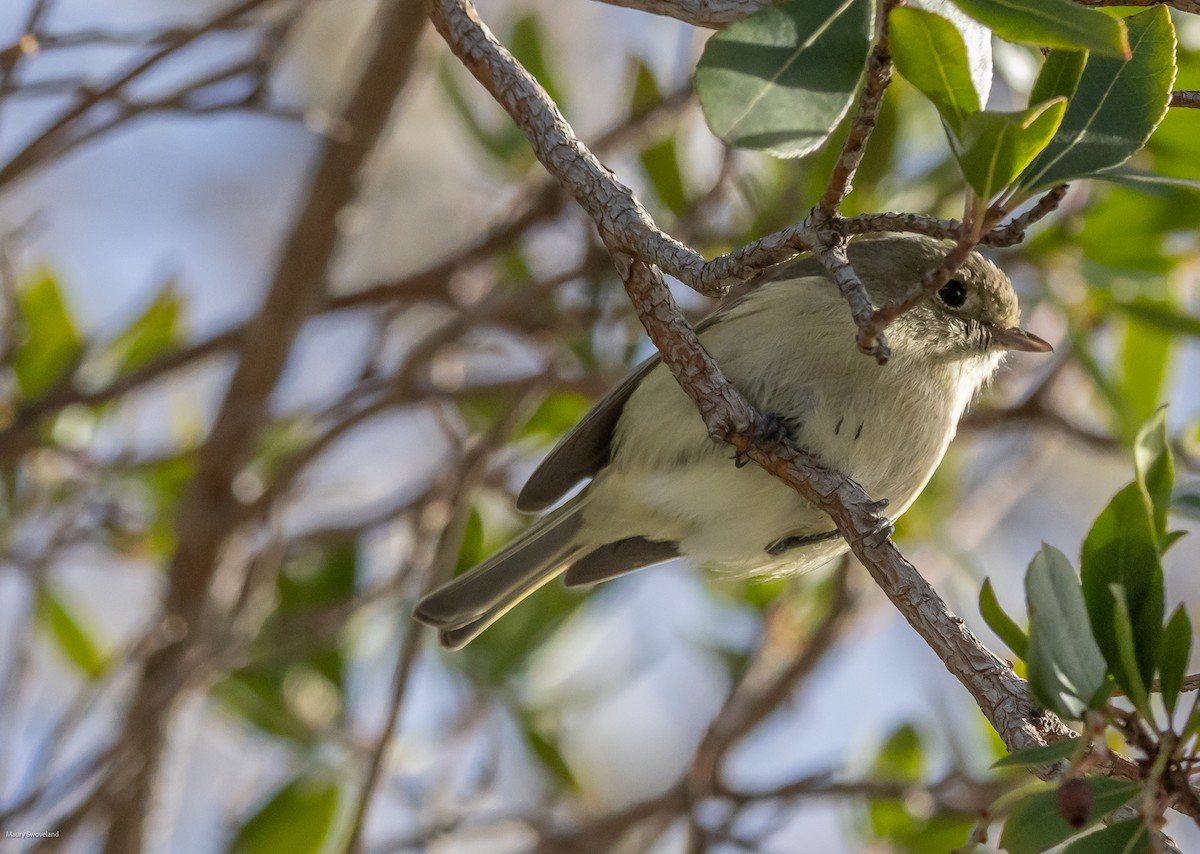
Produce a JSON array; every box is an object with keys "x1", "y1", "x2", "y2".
[{"x1": 415, "y1": 499, "x2": 585, "y2": 649}]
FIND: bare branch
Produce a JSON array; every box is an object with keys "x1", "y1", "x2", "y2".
[{"x1": 1171, "y1": 90, "x2": 1200, "y2": 109}]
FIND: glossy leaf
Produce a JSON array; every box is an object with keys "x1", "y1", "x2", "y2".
[
  {"x1": 1019, "y1": 7, "x2": 1176, "y2": 192},
  {"x1": 891, "y1": 7, "x2": 979, "y2": 130},
  {"x1": 991, "y1": 736, "x2": 1082, "y2": 770},
  {"x1": 1061, "y1": 818, "x2": 1149, "y2": 854},
  {"x1": 999, "y1": 778, "x2": 1141, "y2": 854},
  {"x1": 1094, "y1": 167, "x2": 1200, "y2": 195},
  {"x1": 13, "y1": 270, "x2": 83, "y2": 399},
  {"x1": 1030, "y1": 50, "x2": 1086, "y2": 106},
  {"x1": 36, "y1": 587, "x2": 107, "y2": 678},
  {"x1": 1132, "y1": 406, "x2": 1173, "y2": 543},
  {"x1": 909, "y1": 0, "x2": 992, "y2": 106},
  {"x1": 1159, "y1": 604, "x2": 1191, "y2": 717},
  {"x1": 1081, "y1": 483, "x2": 1163, "y2": 697},
  {"x1": 955, "y1": 100, "x2": 1066, "y2": 201},
  {"x1": 1111, "y1": 585, "x2": 1152, "y2": 717},
  {"x1": 1025, "y1": 544, "x2": 1109, "y2": 717},
  {"x1": 979, "y1": 577, "x2": 1029, "y2": 660},
  {"x1": 696, "y1": 0, "x2": 874, "y2": 157},
  {"x1": 230, "y1": 774, "x2": 341, "y2": 854},
  {"x1": 949, "y1": 0, "x2": 1129, "y2": 58}
]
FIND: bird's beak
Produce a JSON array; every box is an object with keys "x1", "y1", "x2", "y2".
[{"x1": 989, "y1": 325, "x2": 1054, "y2": 353}]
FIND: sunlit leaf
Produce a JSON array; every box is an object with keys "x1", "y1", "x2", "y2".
[
  {"x1": 991, "y1": 736, "x2": 1082, "y2": 770},
  {"x1": 891, "y1": 7, "x2": 979, "y2": 130},
  {"x1": 36, "y1": 587, "x2": 108, "y2": 678},
  {"x1": 949, "y1": 0, "x2": 1129, "y2": 58},
  {"x1": 1061, "y1": 818, "x2": 1149, "y2": 854},
  {"x1": 909, "y1": 0, "x2": 992, "y2": 106},
  {"x1": 954, "y1": 100, "x2": 1066, "y2": 200},
  {"x1": 1019, "y1": 7, "x2": 1176, "y2": 191},
  {"x1": 1030, "y1": 50, "x2": 1086, "y2": 106},
  {"x1": 230, "y1": 774, "x2": 341, "y2": 854},
  {"x1": 696, "y1": 0, "x2": 874, "y2": 157},
  {"x1": 13, "y1": 270, "x2": 83, "y2": 399},
  {"x1": 103, "y1": 285, "x2": 184, "y2": 379},
  {"x1": 1158, "y1": 604, "x2": 1191, "y2": 717},
  {"x1": 1110, "y1": 585, "x2": 1152, "y2": 717}
]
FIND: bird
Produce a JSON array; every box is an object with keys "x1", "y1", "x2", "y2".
[{"x1": 414, "y1": 234, "x2": 1052, "y2": 648}]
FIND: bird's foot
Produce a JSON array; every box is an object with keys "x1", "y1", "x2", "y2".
[{"x1": 732, "y1": 411, "x2": 801, "y2": 468}]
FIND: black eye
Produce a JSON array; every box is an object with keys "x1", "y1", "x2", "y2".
[{"x1": 938, "y1": 279, "x2": 967, "y2": 308}]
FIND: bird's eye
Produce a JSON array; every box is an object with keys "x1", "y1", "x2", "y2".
[{"x1": 938, "y1": 279, "x2": 968, "y2": 308}]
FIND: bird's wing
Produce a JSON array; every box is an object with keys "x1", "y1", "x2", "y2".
[
  {"x1": 516, "y1": 353, "x2": 659, "y2": 512},
  {"x1": 515, "y1": 256, "x2": 826, "y2": 513}
]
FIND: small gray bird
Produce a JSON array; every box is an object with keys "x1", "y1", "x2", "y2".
[{"x1": 415, "y1": 235, "x2": 1051, "y2": 648}]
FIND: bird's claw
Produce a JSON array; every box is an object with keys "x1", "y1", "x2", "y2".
[{"x1": 731, "y1": 411, "x2": 800, "y2": 468}]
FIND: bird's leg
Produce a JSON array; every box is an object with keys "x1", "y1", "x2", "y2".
[{"x1": 732, "y1": 411, "x2": 802, "y2": 468}]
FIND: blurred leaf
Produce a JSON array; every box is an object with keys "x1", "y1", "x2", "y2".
[
  {"x1": 1025, "y1": 544, "x2": 1109, "y2": 717},
  {"x1": 1175, "y1": 484, "x2": 1200, "y2": 522},
  {"x1": 1030, "y1": 50, "x2": 1086, "y2": 106},
  {"x1": 1132, "y1": 406, "x2": 1173, "y2": 542},
  {"x1": 629, "y1": 62, "x2": 688, "y2": 216},
  {"x1": 1115, "y1": 300, "x2": 1200, "y2": 338},
  {"x1": 518, "y1": 391, "x2": 593, "y2": 443},
  {"x1": 436, "y1": 60, "x2": 527, "y2": 165},
  {"x1": 1110, "y1": 585, "x2": 1152, "y2": 717},
  {"x1": 1061, "y1": 818, "x2": 1149, "y2": 854},
  {"x1": 1158, "y1": 604, "x2": 1190, "y2": 717},
  {"x1": 695, "y1": 0, "x2": 874, "y2": 158},
  {"x1": 455, "y1": 508, "x2": 487, "y2": 576},
  {"x1": 998, "y1": 778, "x2": 1141, "y2": 854},
  {"x1": 1081, "y1": 483, "x2": 1163, "y2": 698},
  {"x1": 979, "y1": 577, "x2": 1029, "y2": 660},
  {"x1": 460, "y1": 575, "x2": 586, "y2": 685},
  {"x1": 992, "y1": 737, "x2": 1082, "y2": 770},
  {"x1": 891, "y1": 7, "x2": 979, "y2": 130},
  {"x1": 510, "y1": 14, "x2": 566, "y2": 111},
  {"x1": 1019, "y1": 7, "x2": 1176, "y2": 192},
  {"x1": 103, "y1": 285, "x2": 184, "y2": 379},
  {"x1": 874, "y1": 724, "x2": 923, "y2": 780},
  {"x1": 908, "y1": 0, "x2": 992, "y2": 105},
  {"x1": 13, "y1": 270, "x2": 83, "y2": 399},
  {"x1": 949, "y1": 0, "x2": 1129, "y2": 57},
  {"x1": 230, "y1": 773, "x2": 341, "y2": 854},
  {"x1": 1119, "y1": 316, "x2": 1172, "y2": 433},
  {"x1": 517, "y1": 711, "x2": 578, "y2": 791},
  {"x1": 955, "y1": 100, "x2": 1066, "y2": 200},
  {"x1": 36, "y1": 587, "x2": 107, "y2": 678}
]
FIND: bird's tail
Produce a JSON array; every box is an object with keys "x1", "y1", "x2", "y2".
[{"x1": 414, "y1": 496, "x2": 587, "y2": 649}]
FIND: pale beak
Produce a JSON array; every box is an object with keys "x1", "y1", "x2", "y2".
[{"x1": 989, "y1": 325, "x2": 1054, "y2": 353}]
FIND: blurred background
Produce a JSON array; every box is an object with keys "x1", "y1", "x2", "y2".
[{"x1": 1, "y1": 0, "x2": 1199, "y2": 851}]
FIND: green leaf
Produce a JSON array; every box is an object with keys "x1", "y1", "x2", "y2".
[
  {"x1": 955, "y1": 100, "x2": 1066, "y2": 200},
  {"x1": 999, "y1": 778, "x2": 1141, "y2": 854},
  {"x1": 1159, "y1": 604, "x2": 1191, "y2": 717},
  {"x1": 519, "y1": 391, "x2": 594, "y2": 443},
  {"x1": 36, "y1": 587, "x2": 108, "y2": 678},
  {"x1": 1030, "y1": 50, "x2": 1086, "y2": 106},
  {"x1": 103, "y1": 285, "x2": 184, "y2": 379},
  {"x1": 629, "y1": 62, "x2": 688, "y2": 216},
  {"x1": 1019, "y1": 7, "x2": 1176, "y2": 192},
  {"x1": 979, "y1": 577, "x2": 1029, "y2": 660},
  {"x1": 991, "y1": 736, "x2": 1082, "y2": 770},
  {"x1": 1081, "y1": 483, "x2": 1163, "y2": 698},
  {"x1": 1061, "y1": 818, "x2": 1149, "y2": 854},
  {"x1": 13, "y1": 270, "x2": 83, "y2": 399},
  {"x1": 509, "y1": 14, "x2": 565, "y2": 110},
  {"x1": 1132, "y1": 406, "x2": 1173, "y2": 543},
  {"x1": 1115, "y1": 300, "x2": 1200, "y2": 338},
  {"x1": 909, "y1": 0, "x2": 992, "y2": 105},
  {"x1": 1025, "y1": 544, "x2": 1109, "y2": 717},
  {"x1": 230, "y1": 774, "x2": 341, "y2": 854},
  {"x1": 1093, "y1": 167, "x2": 1200, "y2": 195},
  {"x1": 1111, "y1": 585, "x2": 1152, "y2": 717},
  {"x1": 518, "y1": 712, "x2": 578, "y2": 791},
  {"x1": 695, "y1": 0, "x2": 874, "y2": 158},
  {"x1": 949, "y1": 0, "x2": 1130, "y2": 58},
  {"x1": 891, "y1": 7, "x2": 980, "y2": 130},
  {"x1": 1119, "y1": 316, "x2": 1172, "y2": 437}
]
